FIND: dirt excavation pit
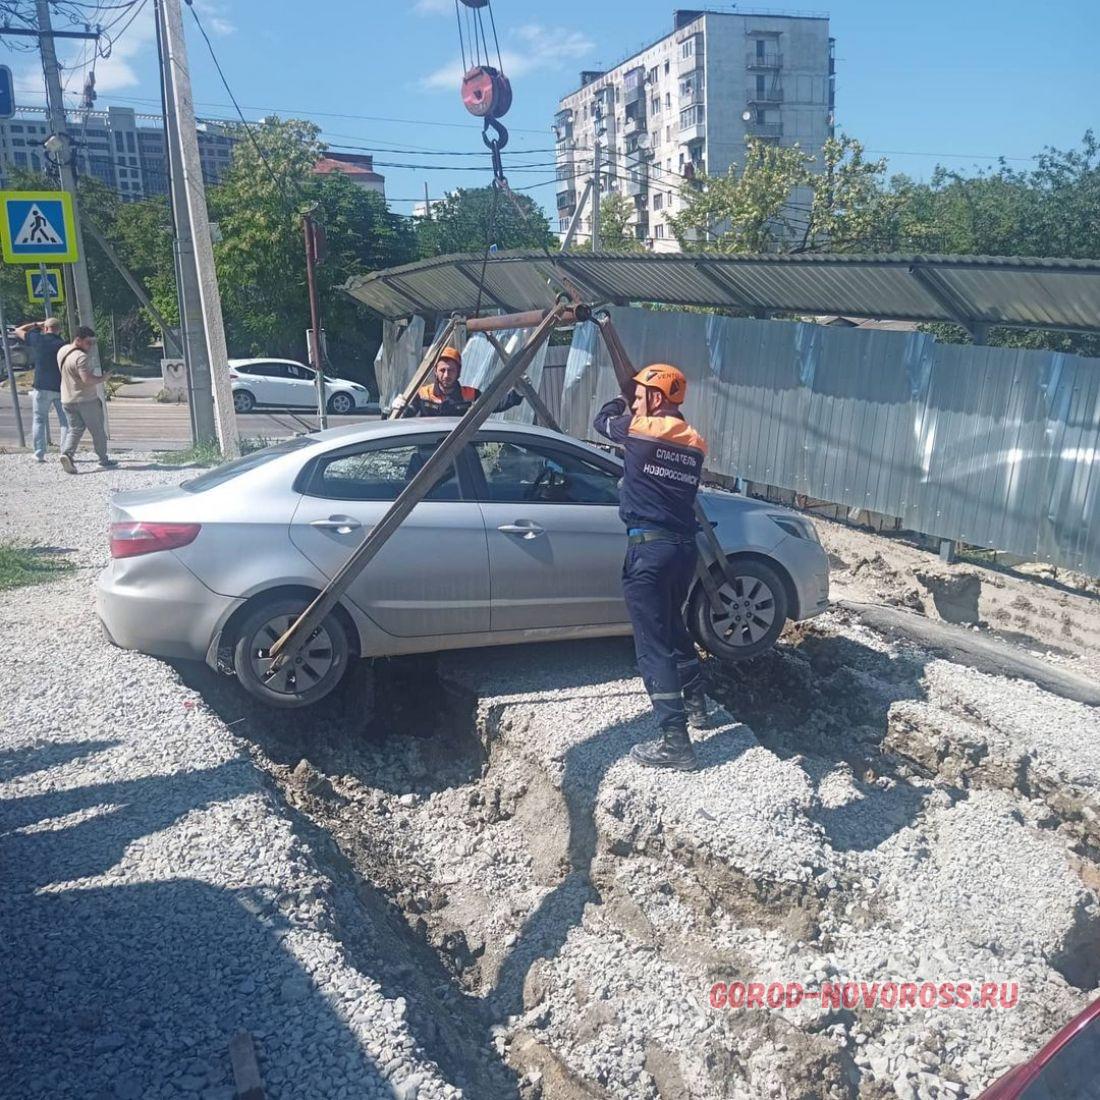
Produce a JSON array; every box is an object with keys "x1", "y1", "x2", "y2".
[{"x1": 211, "y1": 558, "x2": 1100, "y2": 1100}]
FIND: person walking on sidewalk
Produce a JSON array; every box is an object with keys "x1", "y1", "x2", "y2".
[
  {"x1": 593, "y1": 363, "x2": 713, "y2": 772},
  {"x1": 14, "y1": 318, "x2": 68, "y2": 462},
  {"x1": 58, "y1": 326, "x2": 116, "y2": 473}
]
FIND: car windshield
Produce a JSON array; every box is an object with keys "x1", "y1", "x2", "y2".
[{"x1": 181, "y1": 437, "x2": 313, "y2": 492}]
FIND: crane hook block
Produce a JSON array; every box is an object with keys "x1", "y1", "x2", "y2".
[{"x1": 461, "y1": 65, "x2": 512, "y2": 119}]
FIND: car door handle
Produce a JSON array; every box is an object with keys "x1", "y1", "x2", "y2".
[
  {"x1": 498, "y1": 520, "x2": 545, "y2": 539},
  {"x1": 310, "y1": 516, "x2": 362, "y2": 533}
]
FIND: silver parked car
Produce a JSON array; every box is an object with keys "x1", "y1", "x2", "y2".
[{"x1": 97, "y1": 420, "x2": 829, "y2": 708}]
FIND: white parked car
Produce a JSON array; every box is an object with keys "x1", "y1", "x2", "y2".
[{"x1": 229, "y1": 358, "x2": 373, "y2": 416}]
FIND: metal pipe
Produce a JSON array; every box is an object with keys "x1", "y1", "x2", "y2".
[
  {"x1": 267, "y1": 304, "x2": 567, "y2": 669},
  {"x1": 302, "y1": 214, "x2": 327, "y2": 429},
  {"x1": 466, "y1": 304, "x2": 590, "y2": 333}
]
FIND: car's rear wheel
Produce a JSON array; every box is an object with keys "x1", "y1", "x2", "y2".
[
  {"x1": 233, "y1": 596, "x2": 350, "y2": 708},
  {"x1": 326, "y1": 392, "x2": 354, "y2": 415},
  {"x1": 233, "y1": 388, "x2": 256, "y2": 414},
  {"x1": 688, "y1": 557, "x2": 788, "y2": 661}
]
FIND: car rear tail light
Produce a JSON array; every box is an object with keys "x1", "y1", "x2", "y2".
[{"x1": 110, "y1": 521, "x2": 201, "y2": 559}]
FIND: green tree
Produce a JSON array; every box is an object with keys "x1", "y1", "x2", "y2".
[
  {"x1": 208, "y1": 116, "x2": 418, "y2": 377},
  {"x1": 416, "y1": 186, "x2": 555, "y2": 257},
  {"x1": 590, "y1": 193, "x2": 644, "y2": 252},
  {"x1": 668, "y1": 135, "x2": 892, "y2": 254}
]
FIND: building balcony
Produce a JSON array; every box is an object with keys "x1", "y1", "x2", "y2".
[
  {"x1": 624, "y1": 172, "x2": 648, "y2": 197},
  {"x1": 623, "y1": 68, "x2": 645, "y2": 105},
  {"x1": 623, "y1": 113, "x2": 646, "y2": 137},
  {"x1": 746, "y1": 87, "x2": 784, "y2": 104},
  {"x1": 744, "y1": 121, "x2": 783, "y2": 139},
  {"x1": 679, "y1": 121, "x2": 706, "y2": 144},
  {"x1": 680, "y1": 84, "x2": 704, "y2": 107},
  {"x1": 677, "y1": 51, "x2": 703, "y2": 77},
  {"x1": 746, "y1": 51, "x2": 783, "y2": 69},
  {"x1": 557, "y1": 188, "x2": 577, "y2": 211}
]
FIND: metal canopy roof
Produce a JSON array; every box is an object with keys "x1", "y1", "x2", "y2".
[{"x1": 344, "y1": 251, "x2": 1100, "y2": 334}]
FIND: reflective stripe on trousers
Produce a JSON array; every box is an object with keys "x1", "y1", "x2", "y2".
[{"x1": 621, "y1": 537, "x2": 702, "y2": 732}]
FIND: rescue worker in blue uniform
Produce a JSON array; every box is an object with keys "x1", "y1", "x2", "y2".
[
  {"x1": 393, "y1": 345, "x2": 524, "y2": 418},
  {"x1": 594, "y1": 363, "x2": 712, "y2": 771}
]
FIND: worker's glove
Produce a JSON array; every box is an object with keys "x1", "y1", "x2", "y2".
[{"x1": 391, "y1": 394, "x2": 408, "y2": 413}]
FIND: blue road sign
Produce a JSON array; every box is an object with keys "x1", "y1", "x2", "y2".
[
  {"x1": 0, "y1": 66, "x2": 13, "y2": 120},
  {"x1": 0, "y1": 191, "x2": 79, "y2": 264},
  {"x1": 26, "y1": 268, "x2": 63, "y2": 303}
]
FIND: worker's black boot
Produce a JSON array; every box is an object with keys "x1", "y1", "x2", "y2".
[
  {"x1": 684, "y1": 682, "x2": 718, "y2": 730},
  {"x1": 631, "y1": 724, "x2": 698, "y2": 771}
]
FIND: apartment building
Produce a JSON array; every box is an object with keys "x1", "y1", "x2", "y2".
[
  {"x1": 0, "y1": 105, "x2": 385, "y2": 201},
  {"x1": 554, "y1": 9, "x2": 834, "y2": 251},
  {"x1": 0, "y1": 105, "x2": 235, "y2": 199}
]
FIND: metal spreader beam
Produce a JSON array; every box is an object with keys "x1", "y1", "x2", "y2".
[{"x1": 266, "y1": 301, "x2": 582, "y2": 672}]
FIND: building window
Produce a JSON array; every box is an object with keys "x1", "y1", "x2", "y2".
[
  {"x1": 679, "y1": 105, "x2": 705, "y2": 130},
  {"x1": 126, "y1": 132, "x2": 135, "y2": 151},
  {"x1": 653, "y1": 192, "x2": 663, "y2": 210},
  {"x1": 114, "y1": 132, "x2": 124, "y2": 150},
  {"x1": 664, "y1": 60, "x2": 670, "y2": 74},
  {"x1": 654, "y1": 224, "x2": 665, "y2": 238},
  {"x1": 10, "y1": 124, "x2": 21, "y2": 133},
  {"x1": 681, "y1": 38, "x2": 694, "y2": 58},
  {"x1": 756, "y1": 74, "x2": 766, "y2": 97},
  {"x1": 651, "y1": 96, "x2": 660, "y2": 114},
  {"x1": 665, "y1": 92, "x2": 671, "y2": 108},
  {"x1": 756, "y1": 38, "x2": 766, "y2": 60},
  {"x1": 14, "y1": 152, "x2": 26, "y2": 165},
  {"x1": 665, "y1": 125, "x2": 671, "y2": 142}
]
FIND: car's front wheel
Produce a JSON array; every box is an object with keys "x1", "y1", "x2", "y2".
[
  {"x1": 233, "y1": 388, "x2": 256, "y2": 414},
  {"x1": 688, "y1": 556, "x2": 788, "y2": 661},
  {"x1": 232, "y1": 596, "x2": 350, "y2": 708},
  {"x1": 327, "y1": 391, "x2": 354, "y2": 415}
]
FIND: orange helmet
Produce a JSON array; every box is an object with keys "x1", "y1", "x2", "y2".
[
  {"x1": 633, "y1": 363, "x2": 687, "y2": 404},
  {"x1": 438, "y1": 346, "x2": 462, "y2": 369}
]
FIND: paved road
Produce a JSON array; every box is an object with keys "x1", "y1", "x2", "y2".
[{"x1": 0, "y1": 386, "x2": 376, "y2": 452}]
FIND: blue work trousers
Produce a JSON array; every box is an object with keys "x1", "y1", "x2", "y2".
[{"x1": 621, "y1": 537, "x2": 703, "y2": 732}]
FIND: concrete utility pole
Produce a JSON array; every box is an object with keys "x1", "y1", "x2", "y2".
[
  {"x1": 155, "y1": 0, "x2": 211, "y2": 444},
  {"x1": 35, "y1": 0, "x2": 97, "y2": 368},
  {"x1": 159, "y1": 0, "x2": 237, "y2": 456}
]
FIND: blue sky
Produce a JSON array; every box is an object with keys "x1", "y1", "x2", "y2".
[{"x1": 7, "y1": 0, "x2": 1099, "y2": 217}]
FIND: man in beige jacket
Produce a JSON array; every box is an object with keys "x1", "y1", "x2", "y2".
[{"x1": 59, "y1": 326, "x2": 117, "y2": 473}]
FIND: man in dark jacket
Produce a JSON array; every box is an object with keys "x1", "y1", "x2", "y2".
[
  {"x1": 15, "y1": 318, "x2": 69, "y2": 462},
  {"x1": 594, "y1": 363, "x2": 713, "y2": 771},
  {"x1": 393, "y1": 345, "x2": 523, "y2": 418}
]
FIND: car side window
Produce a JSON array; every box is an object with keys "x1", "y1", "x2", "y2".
[
  {"x1": 242, "y1": 363, "x2": 274, "y2": 378},
  {"x1": 311, "y1": 443, "x2": 460, "y2": 502},
  {"x1": 287, "y1": 363, "x2": 311, "y2": 380},
  {"x1": 475, "y1": 439, "x2": 619, "y2": 504}
]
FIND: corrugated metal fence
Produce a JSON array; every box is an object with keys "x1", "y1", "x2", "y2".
[
  {"x1": 558, "y1": 308, "x2": 1100, "y2": 575},
  {"x1": 374, "y1": 308, "x2": 1100, "y2": 575}
]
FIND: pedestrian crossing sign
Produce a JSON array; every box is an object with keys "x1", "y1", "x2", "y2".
[
  {"x1": 0, "y1": 190, "x2": 79, "y2": 263},
  {"x1": 25, "y1": 267, "x2": 63, "y2": 304}
]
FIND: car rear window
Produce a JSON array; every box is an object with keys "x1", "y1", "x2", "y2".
[{"x1": 181, "y1": 437, "x2": 313, "y2": 492}]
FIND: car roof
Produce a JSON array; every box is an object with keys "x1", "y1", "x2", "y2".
[
  {"x1": 297, "y1": 417, "x2": 620, "y2": 463},
  {"x1": 229, "y1": 357, "x2": 308, "y2": 368}
]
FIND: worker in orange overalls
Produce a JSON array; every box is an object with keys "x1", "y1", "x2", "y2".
[{"x1": 393, "y1": 345, "x2": 523, "y2": 418}]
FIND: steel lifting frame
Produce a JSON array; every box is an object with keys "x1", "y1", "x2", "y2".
[{"x1": 266, "y1": 299, "x2": 728, "y2": 676}]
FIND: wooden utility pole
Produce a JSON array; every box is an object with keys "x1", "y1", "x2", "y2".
[{"x1": 159, "y1": 0, "x2": 238, "y2": 456}]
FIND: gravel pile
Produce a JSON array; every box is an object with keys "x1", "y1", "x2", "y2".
[{"x1": 0, "y1": 453, "x2": 459, "y2": 1100}]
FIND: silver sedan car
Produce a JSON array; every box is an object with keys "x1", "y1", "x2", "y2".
[{"x1": 97, "y1": 419, "x2": 829, "y2": 708}]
